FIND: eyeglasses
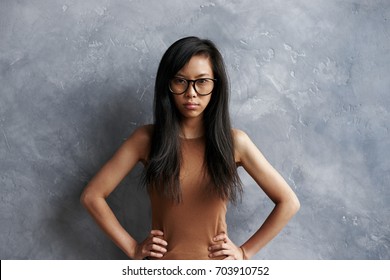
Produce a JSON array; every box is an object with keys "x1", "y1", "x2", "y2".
[{"x1": 169, "y1": 77, "x2": 216, "y2": 96}]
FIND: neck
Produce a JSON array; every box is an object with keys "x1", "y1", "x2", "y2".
[{"x1": 179, "y1": 118, "x2": 204, "y2": 139}]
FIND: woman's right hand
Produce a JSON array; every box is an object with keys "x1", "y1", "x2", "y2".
[{"x1": 133, "y1": 230, "x2": 168, "y2": 259}]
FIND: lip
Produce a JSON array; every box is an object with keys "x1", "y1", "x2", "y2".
[{"x1": 183, "y1": 103, "x2": 199, "y2": 110}]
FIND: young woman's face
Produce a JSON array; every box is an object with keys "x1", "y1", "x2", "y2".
[{"x1": 170, "y1": 54, "x2": 214, "y2": 121}]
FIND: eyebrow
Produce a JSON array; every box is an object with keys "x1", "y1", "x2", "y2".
[{"x1": 175, "y1": 73, "x2": 213, "y2": 78}]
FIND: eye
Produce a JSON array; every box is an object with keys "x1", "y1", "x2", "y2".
[
  {"x1": 197, "y1": 79, "x2": 207, "y2": 84},
  {"x1": 196, "y1": 79, "x2": 212, "y2": 87},
  {"x1": 172, "y1": 78, "x2": 186, "y2": 85}
]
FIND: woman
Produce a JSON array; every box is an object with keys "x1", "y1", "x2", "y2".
[{"x1": 80, "y1": 36, "x2": 300, "y2": 260}]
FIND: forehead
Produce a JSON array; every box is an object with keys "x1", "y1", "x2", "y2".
[{"x1": 176, "y1": 54, "x2": 213, "y2": 77}]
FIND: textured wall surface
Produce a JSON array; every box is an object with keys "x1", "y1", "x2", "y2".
[{"x1": 1, "y1": 0, "x2": 389, "y2": 259}]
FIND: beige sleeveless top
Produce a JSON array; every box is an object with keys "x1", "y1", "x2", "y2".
[{"x1": 148, "y1": 136, "x2": 227, "y2": 260}]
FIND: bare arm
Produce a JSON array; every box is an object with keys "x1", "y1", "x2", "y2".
[
  {"x1": 234, "y1": 129, "x2": 300, "y2": 259},
  {"x1": 208, "y1": 129, "x2": 300, "y2": 260},
  {"x1": 80, "y1": 125, "x2": 167, "y2": 259}
]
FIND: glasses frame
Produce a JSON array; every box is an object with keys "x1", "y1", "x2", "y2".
[{"x1": 169, "y1": 77, "x2": 217, "y2": 96}]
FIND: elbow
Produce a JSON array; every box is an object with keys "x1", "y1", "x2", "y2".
[
  {"x1": 80, "y1": 190, "x2": 88, "y2": 208},
  {"x1": 80, "y1": 189, "x2": 95, "y2": 209},
  {"x1": 278, "y1": 193, "x2": 300, "y2": 217},
  {"x1": 290, "y1": 194, "x2": 300, "y2": 215},
  {"x1": 80, "y1": 186, "x2": 107, "y2": 211},
  {"x1": 274, "y1": 194, "x2": 300, "y2": 219}
]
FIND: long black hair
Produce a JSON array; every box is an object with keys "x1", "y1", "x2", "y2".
[{"x1": 143, "y1": 36, "x2": 242, "y2": 203}]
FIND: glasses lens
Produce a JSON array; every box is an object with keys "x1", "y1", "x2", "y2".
[
  {"x1": 195, "y1": 79, "x2": 214, "y2": 95},
  {"x1": 169, "y1": 78, "x2": 188, "y2": 94},
  {"x1": 169, "y1": 78, "x2": 215, "y2": 95}
]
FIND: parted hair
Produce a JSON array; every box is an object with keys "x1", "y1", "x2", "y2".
[{"x1": 142, "y1": 36, "x2": 242, "y2": 203}]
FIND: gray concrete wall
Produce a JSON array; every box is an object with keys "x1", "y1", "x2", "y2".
[{"x1": 1, "y1": 0, "x2": 389, "y2": 259}]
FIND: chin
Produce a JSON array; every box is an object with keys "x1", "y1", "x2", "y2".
[{"x1": 180, "y1": 111, "x2": 204, "y2": 119}]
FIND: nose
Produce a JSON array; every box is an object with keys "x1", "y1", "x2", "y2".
[{"x1": 184, "y1": 81, "x2": 197, "y2": 98}]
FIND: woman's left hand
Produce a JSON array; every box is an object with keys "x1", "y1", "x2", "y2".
[{"x1": 208, "y1": 233, "x2": 244, "y2": 260}]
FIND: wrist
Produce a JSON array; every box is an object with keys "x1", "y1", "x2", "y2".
[
  {"x1": 239, "y1": 246, "x2": 248, "y2": 260},
  {"x1": 125, "y1": 241, "x2": 138, "y2": 260}
]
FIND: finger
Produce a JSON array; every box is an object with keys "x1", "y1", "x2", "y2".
[
  {"x1": 208, "y1": 245, "x2": 221, "y2": 252},
  {"x1": 209, "y1": 249, "x2": 230, "y2": 258},
  {"x1": 209, "y1": 243, "x2": 229, "y2": 252},
  {"x1": 223, "y1": 256, "x2": 235, "y2": 260},
  {"x1": 148, "y1": 251, "x2": 164, "y2": 258},
  {"x1": 150, "y1": 229, "x2": 164, "y2": 236},
  {"x1": 151, "y1": 236, "x2": 168, "y2": 246},
  {"x1": 213, "y1": 233, "x2": 229, "y2": 243},
  {"x1": 149, "y1": 243, "x2": 167, "y2": 253},
  {"x1": 142, "y1": 244, "x2": 166, "y2": 258}
]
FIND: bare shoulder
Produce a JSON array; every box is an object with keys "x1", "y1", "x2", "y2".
[
  {"x1": 122, "y1": 124, "x2": 154, "y2": 162},
  {"x1": 131, "y1": 124, "x2": 154, "y2": 142},
  {"x1": 232, "y1": 128, "x2": 254, "y2": 164},
  {"x1": 232, "y1": 128, "x2": 252, "y2": 149}
]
